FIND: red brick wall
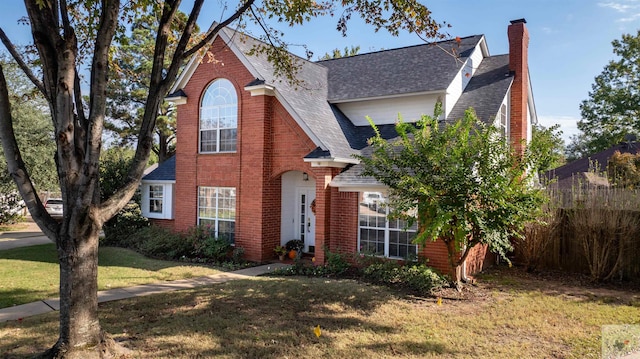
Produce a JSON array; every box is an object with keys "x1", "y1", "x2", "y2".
[
  {"x1": 421, "y1": 240, "x2": 452, "y2": 275},
  {"x1": 173, "y1": 36, "x2": 319, "y2": 262},
  {"x1": 329, "y1": 191, "x2": 359, "y2": 254},
  {"x1": 464, "y1": 244, "x2": 495, "y2": 276},
  {"x1": 149, "y1": 219, "x2": 175, "y2": 232},
  {"x1": 508, "y1": 19, "x2": 529, "y2": 154}
]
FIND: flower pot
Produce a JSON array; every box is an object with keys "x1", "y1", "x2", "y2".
[{"x1": 278, "y1": 254, "x2": 286, "y2": 261}]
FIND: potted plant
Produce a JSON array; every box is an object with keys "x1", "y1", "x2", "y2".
[
  {"x1": 285, "y1": 239, "x2": 304, "y2": 259},
  {"x1": 274, "y1": 245, "x2": 288, "y2": 261}
]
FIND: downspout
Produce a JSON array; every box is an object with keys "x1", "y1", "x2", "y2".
[{"x1": 461, "y1": 245, "x2": 471, "y2": 283}]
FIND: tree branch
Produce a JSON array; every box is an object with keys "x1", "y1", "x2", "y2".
[
  {"x1": 0, "y1": 28, "x2": 49, "y2": 102},
  {"x1": 183, "y1": 0, "x2": 255, "y2": 58},
  {"x1": 0, "y1": 64, "x2": 58, "y2": 239}
]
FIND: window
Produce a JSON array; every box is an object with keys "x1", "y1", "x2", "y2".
[
  {"x1": 200, "y1": 79, "x2": 237, "y2": 153},
  {"x1": 358, "y1": 192, "x2": 418, "y2": 259},
  {"x1": 141, "y1": 182, "x2": 173, "y2": 219},
  {"x1": 499, "y1": 104, "x2": 507, "y2": 139},
  {"x1": 198, "y1": 187, "x2": 236, "y2": 243},
  {"x1": 148, "y1": 185, "x2": 164, "y2": 213}
]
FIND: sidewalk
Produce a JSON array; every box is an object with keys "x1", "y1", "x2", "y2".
[
  {"x1": 0, "y1": 263, "x2": 289, "y2": 323},
  {"x1": 0, "y1": 219, "x2": 52, "y2": 250}
]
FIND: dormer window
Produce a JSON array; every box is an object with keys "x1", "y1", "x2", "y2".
[{"x1": 200, "y1": 79, "x2": 237, "y2": 153}]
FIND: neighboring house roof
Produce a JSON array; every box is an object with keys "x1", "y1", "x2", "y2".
[
  {"x1": 142, "y1": 156, "x2": 176, "y2": 182},
  {"x1": 447, "y1": 54, "x2": 513, "y2": 125},
  {"x1": 318, "y1": 35, "x2": 484, "y2": 102},
  {"x1": 544, "y1": 142, "x2": 640, "y2": 184}
]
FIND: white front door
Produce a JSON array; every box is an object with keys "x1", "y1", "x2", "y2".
[{"x1": 295, "y1": 187, "x2": 316, "y2": 253}]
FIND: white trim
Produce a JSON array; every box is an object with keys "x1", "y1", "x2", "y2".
[
  {"x1": 141, "y1": 182, "x2": 174, "y2": 220},
  {"x1": 165, "y1": 95, "x2": 187, "y2": 105},
  {"x1": 329, "y1": 89, "x2": 445, "y2": 104},
  {"x1": 527, "y1": 69, "x2": 538, "y2": 125},
  {"x1": 333, "y1": 184, "x2": 388, "y2": 192},
  {"x1": 244, "y1": 84, "x2": 275, "y2": 97},
  {"x1": 141, "y1": 180, "x2": 175, "y2": 185},
  {"x1": 303, "y1": 157, "x2": 357, "y2": 168}
]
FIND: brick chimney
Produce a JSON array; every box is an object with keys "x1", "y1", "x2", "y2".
[{"x1": 508, "y1": 18, "x2": 529, "y2": 154}]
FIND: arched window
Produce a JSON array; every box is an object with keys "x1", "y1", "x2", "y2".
[{"x1": 200, "y1": 79, "x2": 237, "y2": 153}]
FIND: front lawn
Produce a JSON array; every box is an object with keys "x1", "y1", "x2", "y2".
[
  {"x1": 1, "y1": 268, "x2": 639, "y2": 358},
  {"x1": 0, "y1": 244, "x2": 222, "y2": 308}
]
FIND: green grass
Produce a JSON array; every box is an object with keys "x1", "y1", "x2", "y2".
[
  {"x1": 1, "y1": 269, "x2": 639, "y2": 358},
  {"x1": 0, "y1": 244, "x2": 222, "y2": 308}
]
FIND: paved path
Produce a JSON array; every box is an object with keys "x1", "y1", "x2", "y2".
[
  {"x1": 0, "y1": 263, "x2": 289, "y2": 323},
  {"x1": 0, "y1": 220, "x2": 290, "y2": 323},
  {"x1": 0, "y1": 220, "x2": 52, "y2": 250}
]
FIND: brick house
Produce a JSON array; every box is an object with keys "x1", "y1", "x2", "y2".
[{"x1": 141, "y1": 19, "x2": 537, "y2": 276}]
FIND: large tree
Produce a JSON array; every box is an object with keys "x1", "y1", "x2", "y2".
[
  {"x1": 0, "y1": 0, "x2": 446, "y2": 357},
  {"x1": 530, "y1": 123, "x2": 565, "y2": 173},
  {"x1": 570, "y1": 31, "x2": 640, "y2": 159},
  {"x1": 105, "y1": 12, "x2": 196, "y2": 163},
  {"x1": 358, "y1": 104, "x2": 545, "y2": 289},
  {"x1": 0, "y1": 55, "x2": 57, "y2": 195}
]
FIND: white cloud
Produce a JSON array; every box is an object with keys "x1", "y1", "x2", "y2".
[
  {"x1": 537, "y1": 115, "x2": 580, "y2": 143},
  {"x1": 541, "y1": 27, "x2": 554, "y2": 35},
  {"x1": 619, "y1": 12, "x2": 640, "y2": 21},
  {"x1": 598, "y1": 1, "x2": 640, "y2": 13}
]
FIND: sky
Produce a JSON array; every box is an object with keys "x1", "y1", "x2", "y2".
[{"x1": 2, "y1": 1, "x2": 640, "y2": 144}]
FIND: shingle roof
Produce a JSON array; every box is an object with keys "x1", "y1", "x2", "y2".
[
  {"x1": 331, "y1": 55, "x2": 514, "y2": 188},
  {"x1": 225, "y1": 30, "x2": 358, "y2": 160},
  {"x1": 544, "y1": 142, "x2": 640, "y2": 183},
  {"x1": 318, "y1": 36, "x2": 484, "y2": 102},
  {"x1": 447, "y1": 54, "x2": 513, "y2": 124},
  {"x1": 142, "y1": 156, "x2": 176, "y2": 181}
]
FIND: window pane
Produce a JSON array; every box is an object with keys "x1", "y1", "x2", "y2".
[
  {"x1": 200, "y1": 79, "x2": 237, "y2": 153},
  {"x1": 200, "y1": 130, "x2": 218, "y2": 152},
  {"x1": 198, "y1": 186, "x2": 236, "y2": 244}
]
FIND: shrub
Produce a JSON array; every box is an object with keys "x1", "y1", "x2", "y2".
[
  {"x1": 185, "y1": 225, "x2": 233, "y2": 262},
  {"x1": 102, "y1": 202, "x2": 149, "y2": 247},
  {"x1": 136, "y1": 226, "x2": 192, "y2": 260},
  {"x1": 325, "y1": 249, "x2": 350, "y2": 275},
  {"x1": 362, "y1": 262, "x2": 447, "y2": 294},
  {"x1": 0, "y1": 193, "x2": 24, "y2": 225}
]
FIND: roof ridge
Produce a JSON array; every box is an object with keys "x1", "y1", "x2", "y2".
[{"x1": 315, "y1": 34, "x2": 484, "y2": 63}]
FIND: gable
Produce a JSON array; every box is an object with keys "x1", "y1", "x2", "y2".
[{"x1": 317, "y1": 35, "x2": 485, "y2": 102}]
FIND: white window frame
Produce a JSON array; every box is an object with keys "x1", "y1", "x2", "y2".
[
  {"x1": 199, "y1": 79, "x2": 238, "y2": 153},
  {"x1": 198, "y1": 186, "x2": 236, "y2": 244},
  {"x1": 358, "y1": 192, "x2": 418, "y2": 259},
  {"x1": 141, "y1": 182, "x2": 174, "y2": 219}
]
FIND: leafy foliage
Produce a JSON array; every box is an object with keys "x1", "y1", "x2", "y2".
[
  {"x1": 357, "y1": 103, "x2": 546, "y2": 285},
  {"x1": 318, "y1": 45, "x2": 361, "y2": 60},
  {"x1": 607, "y1": 151, "x2": 640, "y2": 189},
  {"x1": 362, "y1": 261, "x2": 447, "y2": 294},
  {"x1": 530, "y1": 124, "x2": 565, "y2": 172},
  {"x1": 0, "y1": 55, "x2": 57, "y2": 194},
  {"x1": 100, "y1": 147, "x2": 150, "y2": 242},
  {"x1": 571, "y1": 31, "x2": 640, "y2": 159},
  {"x1": 105, "y1": 13, "x2": 197, "y2": 163},
  {"x1": 0, "y1": 193, "x2": 24, "y2": 225}
]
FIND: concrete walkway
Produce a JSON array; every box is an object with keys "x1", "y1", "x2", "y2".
[
  {"x1": 0, "y1": 220, "x2": 52, "y2": 250},
  {"x1": 1, "y1": 219, "x2": 290, "y2": 323},
  {"x1": 0, "y1": 262, "x2": 289, "y2": 323}
]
